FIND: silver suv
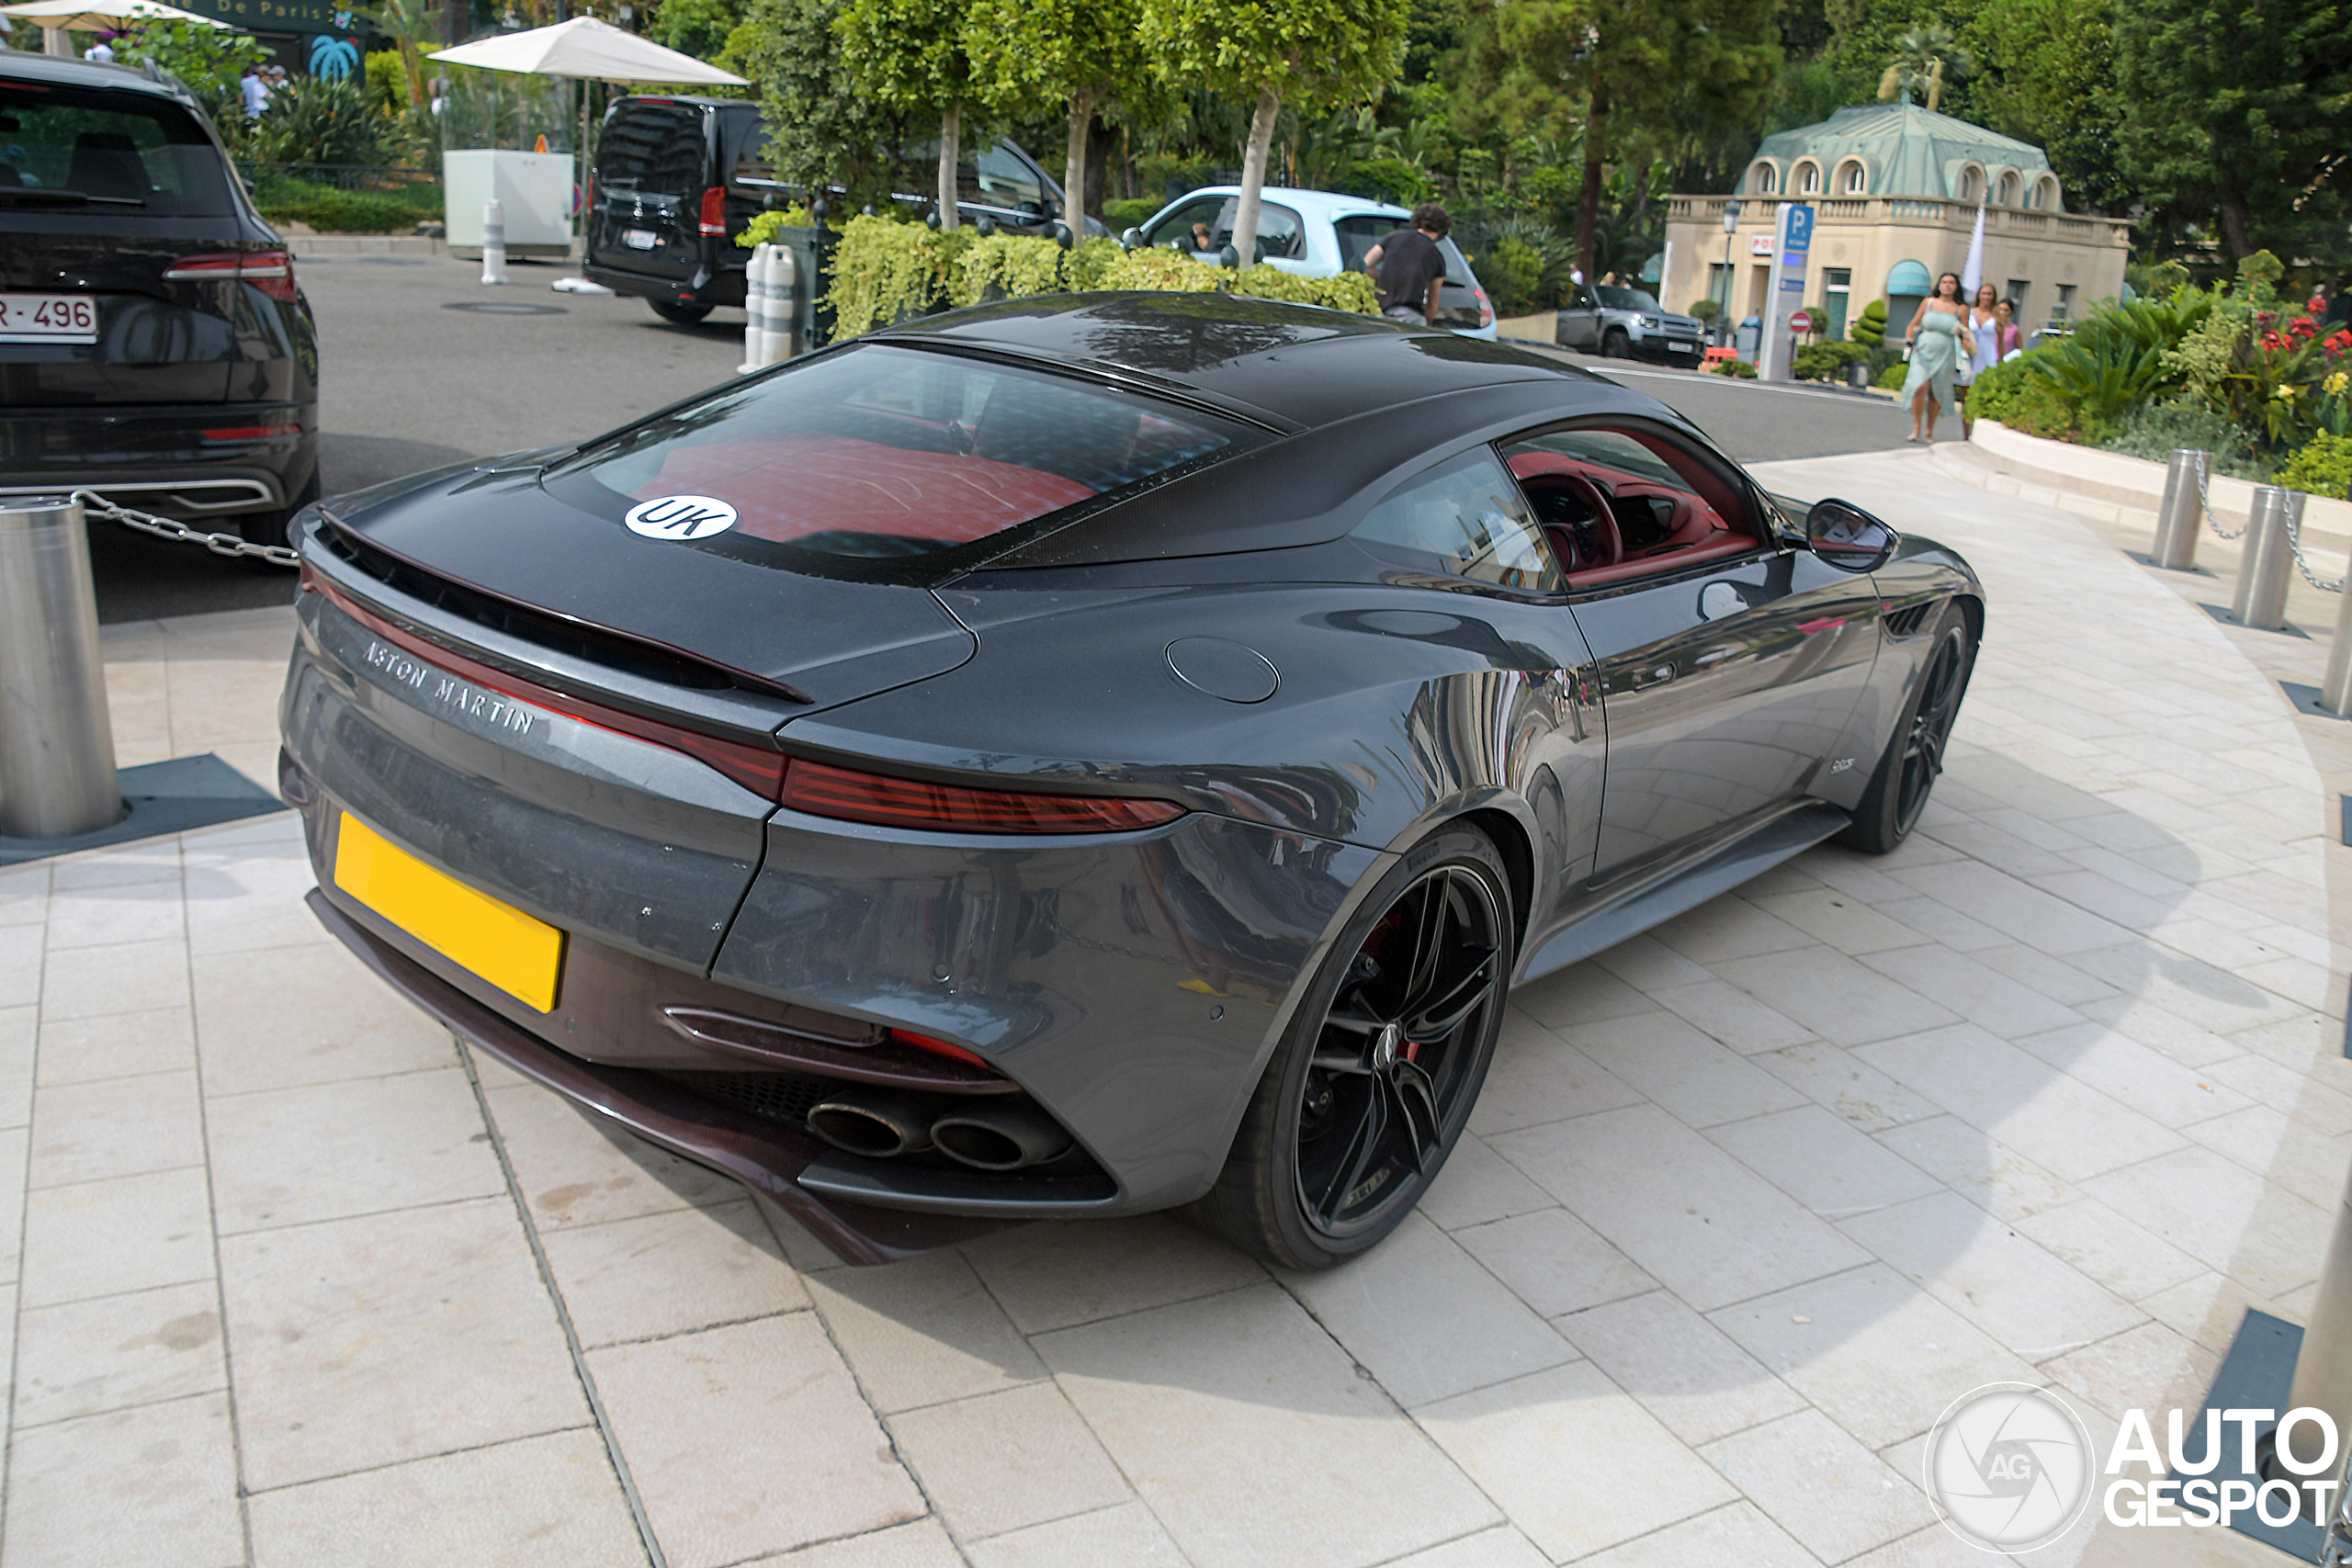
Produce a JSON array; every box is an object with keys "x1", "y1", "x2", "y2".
[{"x1": 1555, "y1": 284, "x2": 1706, "y2": 362}]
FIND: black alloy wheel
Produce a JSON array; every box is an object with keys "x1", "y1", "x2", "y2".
[
  {"x1": 1602, "y1": 328, "x2": 1630, "y2": 359},
  {"x1": 1201, "y1": 826, "x2": 1511, "y2": 1269},
  {"x1": 1841, "y1": 604, "x2": 1976, "y2": 853}
]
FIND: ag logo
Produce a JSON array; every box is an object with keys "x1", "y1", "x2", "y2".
[
  {"x1": 1924, "y1": 1383, "x2": 2093, "y2": 1553},
  {"x1": 625, "y1": 494, "x2": 738, "y2": 541}
]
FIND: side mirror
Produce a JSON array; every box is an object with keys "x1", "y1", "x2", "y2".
[
  {"x1": 1805, "y1": 498, "x2": 1898, "y2": 572},
  {"x1": 1120, "y1": 226, "x2": 1143, "y2": 251}
]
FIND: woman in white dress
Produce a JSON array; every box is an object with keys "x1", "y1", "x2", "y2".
[{"x1": 1957, "y1": 284, "x2": 2000, "y2": 437}]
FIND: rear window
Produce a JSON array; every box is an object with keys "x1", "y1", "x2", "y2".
[
  {"x1": 0, "y1": 81, "x2": 232, "y2": 216},
  {"x1": 597, "y1": 101, "x2": 707, "y2": 192},
  {"x1": 557, "y1": 344, "x2": 1263, "y2": 577}
]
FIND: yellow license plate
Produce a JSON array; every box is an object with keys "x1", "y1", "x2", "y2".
[{"x1": 334, "y1": 813, "x2": 565, "y2": 1012}]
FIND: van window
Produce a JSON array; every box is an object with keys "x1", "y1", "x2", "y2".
[
  {"x1": 0, "y1": 82, "x2": 231, "y2": 216},
  {"x1": 1143, "y1": 197, "x2": 1304, "y2": 260},
  {"x1": 598, "y1": 102, "x2": 706, "y2": 192}
]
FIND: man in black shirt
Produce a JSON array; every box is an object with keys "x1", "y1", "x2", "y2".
[{"x1": 1364, "y1": 203, "x2": 1451, "y2": 327}]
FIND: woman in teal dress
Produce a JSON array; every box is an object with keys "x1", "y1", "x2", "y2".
[{"x1": 1902, "y1": 272, "x2": 1968, "y2": 443}]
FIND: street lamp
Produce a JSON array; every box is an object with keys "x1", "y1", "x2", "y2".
[{"x1": 1717, "y1": 198, "x2": 1742, "y2": 349}]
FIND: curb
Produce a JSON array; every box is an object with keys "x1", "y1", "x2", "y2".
[
  {"x1": 285, "y1": 234, "x2": 447, "y2": 258},
  {"x1": 1934, "y1": 420, "x2": 2352, "y2": 552}
]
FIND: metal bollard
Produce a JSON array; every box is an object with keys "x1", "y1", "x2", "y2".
[
  {"x1": 480, "y1": 197, "x2": 508, "y2": 286},
  {"x1": 0, "y1": 497, "x2": 122, "y2": 840},
  {"x1": 2286, "y1": 1170, "x2": 2352, "y2": 1478},
  {"x1": 2325, "y1": 568, "x2": 2352, "y2": 718},
  {"x1": 737, "y1": 243, "x2": 769, "y2": 374},
  {"x1": 2151, "y1": 448, "x2": 2208, "y2": 571},
  {"x1": 2231, "y1": 486, "x2": 2299, "y2": 632}
]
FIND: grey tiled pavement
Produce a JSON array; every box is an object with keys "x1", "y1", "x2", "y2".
[{"x1": 0, "y1": 449, "x2": 2337, "y2": 1568}]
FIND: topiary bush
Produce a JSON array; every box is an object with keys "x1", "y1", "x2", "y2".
[
  {"x1": 1793, "y1": 341, "x2": 1870, "y2": 382},
  {"x1": 1874, "y1": 358, "x2": 1907, "y2": 390},
  {"x1": 2282, "y1": 433, "x2": 2352, "y2": 500},
  {"x1": 1707, "y1": 357, "x2": 1758, "y2": 378},
  {"x1": 1850, "y1": 299, "x2": 1888, "y2": 347}
]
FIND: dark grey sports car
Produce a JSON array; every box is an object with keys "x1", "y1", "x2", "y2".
[{"x1": 278, "y1": 294, "x2": 1981, "y2": 1269}]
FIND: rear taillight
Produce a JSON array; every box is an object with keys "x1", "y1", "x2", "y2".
[
  {"x1": 891, "y1": 1029, "x2": 989, "y2": 1066},
  {"x1": 165, "y1": 249, "x2": 297, "y2": 302},
  {"x1": 698, "y1": 186, "x2": 727, "y2": 236},
  {"x1": 1476, "y1": 287, "x2": 1494, "y2": 326},
  {"x1": 202, "y1": 423, "x2": 301, "y2": 441},
  {"x1": 780, "y1": 759, "x2": 1184, "y2": 834}
]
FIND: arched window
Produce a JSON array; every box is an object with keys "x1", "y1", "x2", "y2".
[
  {"x1": 1957, "y1": 165, "x2": 1983, "y2": 202},
  {"x1": 1750, "y1": 162, "x2": 1778, "y2": 195},
  {"x1": 1796, "y1": 161, "x2": 1821, "y2": 195},
  {"x1": 2030, "y1": 176, "x2": 2060, "y2": 212},
  {"x1": 1840, "y1": 161, "x2": 1868, "y2": 195},
  {"x1": 1996, "y1": 170, "x2": 2020, "y2": 206}
]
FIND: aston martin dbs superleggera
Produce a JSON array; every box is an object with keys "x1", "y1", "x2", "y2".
[{"x1": 279, "y1": 293, "x2": 1982, "y2": 1269}]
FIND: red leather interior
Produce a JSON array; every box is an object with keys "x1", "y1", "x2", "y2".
[
  {"x1": 642, "y1": 436, "x2": 1093, "y2": 545},
  {"x1": 1505, "y1": 450, "x2": 1756, "y2": 586}
]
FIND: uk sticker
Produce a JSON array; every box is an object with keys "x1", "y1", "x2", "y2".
[{"x1": 625, "y1": 495, "x2": 738, "y2": 541}]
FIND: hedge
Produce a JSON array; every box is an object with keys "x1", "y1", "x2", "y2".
[{"x1": 819, "y1": 214, "x2": 1378, "y2": 337}]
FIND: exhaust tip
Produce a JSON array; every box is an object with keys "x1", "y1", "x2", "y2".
[
  {"x1": 807, "y1": 1094, "x2": 933, "y2": 1157},
  {"x1": 933, "y1": 1105, "x2": 1073, "y2": 1172}
]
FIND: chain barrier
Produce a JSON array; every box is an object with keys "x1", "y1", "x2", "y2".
[
  {"x1": 2191, "y1": 454, "x2": 2249, "y2": 541},
  {"x1": 2279, "y1": 491, "x2": 2349, "y2": 594},
  {"x1": 68, "y1": 490, "x2": 300, "y2": 570}
]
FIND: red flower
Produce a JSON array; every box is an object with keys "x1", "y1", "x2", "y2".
[
  {"x1": 2257, "y1": 310, "x2": 2278, "y2": 328},
  {"x1": 2331, "y1": 329, "x2": 2352, "y2": 353},
  {"x1": 2263, "y1": 331, "x2": 2288, "y2": 351},
  {"x1": 2312, "y1": 296, "x2": 2330, "y2": 313},
  {"x1": 2293, "y1": 317, "x2": 2321, "y2": 338}
]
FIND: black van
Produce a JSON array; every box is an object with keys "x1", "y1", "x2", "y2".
[{"x1": 584, "y1": 96, "x2": 1096, "y2": 324}]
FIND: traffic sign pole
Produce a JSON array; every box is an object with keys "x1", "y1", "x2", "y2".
[{"x1": 1758, "y1": 203, "x2": 1814, "y2": 383}]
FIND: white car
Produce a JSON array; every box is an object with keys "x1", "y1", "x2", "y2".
[{"x1": 1123, "y1": 186, "x2": 1498, "y2": 340}]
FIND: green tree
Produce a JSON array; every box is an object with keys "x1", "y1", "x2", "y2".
[
  {"x1": 649, "y1": 0, "x2": 746, "y2": 64},
  {"x1": 114, "y1": 19, "x2": 271, "y2": 142},
  {"x1": 1875, "y1": 23, "x2": 1970, "y2": 111},
  {"x1": 2113, "y1": 0, "x2": 2352, "y2": 266},
  {"x1": 356, "y1": 0, "x2": 442, "y2": 107},
  {"x1": 724, "y1": 0, "x2": 915, "y2": 207},
  {"x1": 967, "y1": 0, "x2": 1160, "y2": 231},
  {"x1": 1141, "y1": 0, "x2": 1408, "y2": 269},
  {"x1": 836, "y1": 0, "x2": 994, "y2": 231},
  {"x1": 1961, "y1": 0, "x2": 2130, "y2": 212},
  {"x1": 1458, "y1": 0, "x2": 1779, "y2": 280}
]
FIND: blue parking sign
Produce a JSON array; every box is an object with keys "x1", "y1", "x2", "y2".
[{"x1": 1785, "y1": 204, "x2": 1814, "y2": 252}]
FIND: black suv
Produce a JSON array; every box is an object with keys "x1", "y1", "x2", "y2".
[
  {"x1": 584, "y1": 95, "x2": 1092, "y2": 324},
  {"x1": 1, "y1": 51, "x2": 319, "y2": 547}
]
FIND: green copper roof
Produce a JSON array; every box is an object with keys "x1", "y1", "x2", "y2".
[{"x1": 1754, "y1": 103, "x2": 2051, "y2": 199}]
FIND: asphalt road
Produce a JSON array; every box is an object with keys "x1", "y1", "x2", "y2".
[{"x1": 94, "y1": 256, "x2": 1912, "y2": 621}]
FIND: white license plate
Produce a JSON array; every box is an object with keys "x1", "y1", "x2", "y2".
[
  {"x1": 1668, "y1": 340, "x2": 1698, "y2": 353},
  {"x1": 0, "y1": 293, "x2": 97, "y2": 344},
  {"x1": 622, "y1": 228, "x2": 658, "y2": 251}
]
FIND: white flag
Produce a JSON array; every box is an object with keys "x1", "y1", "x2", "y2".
[{"x1": 1960, "y1": 203, "x2": 1986, "y2": 299}]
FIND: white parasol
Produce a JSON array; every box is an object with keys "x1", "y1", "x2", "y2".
[
  {"x1": 0, "y1": 0, "x2": 232, "y2": 56},
  {"x1": 428, "y1": 17, "x2": 746, "y2": 292},
  {"x1": 427, "y1": 17, "x2": 743, "y2": 87}
]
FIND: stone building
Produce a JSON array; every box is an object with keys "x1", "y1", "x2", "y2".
[{"x1": 1659, "y1": 102, "x2": 2132, "y2": 343}]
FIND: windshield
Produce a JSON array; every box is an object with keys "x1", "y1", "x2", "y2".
[
  {"x1": 1596, "y1": 287, "x2": 1663, "y2": 312},
  {"x1": 0, "y1": 82, "x2": 232, "y2": 213},
  {"x1": 556, "y1": 344, "x2": 1262, "y2": 575}
]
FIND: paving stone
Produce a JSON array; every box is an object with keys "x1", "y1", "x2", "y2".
[
  {"x1": 539, "y1": 1199, "x2": 808, "y2": 1348},
  {"x1": 1036, "y1": 1282, "x2": 1497, "y2": 1568},
  {"x1": 806, "y1": 1248, "x2": 1046, "y2": 1416},
  {"x1": 961, "y1": 1212, "x2": 1261, "y2": 1337},
  {"x1": 27, "y1": 1068, "x2": 204, "y2": 1189},
  {"x1": 205, "y1": 1066, "x2": 504, "y2": 1232},
  {"x1": 13, "y1": 1280, "x2": 225, "y2": 1428},
  {"x1": 246, "y1": 1428, "x2": 648, "y2": 1568},
  {"x1": 589, "y1": 1314, "x2": 924, "y2": 1568},
  {"x1": 1, "y1": 1392, "x2": 243, "y2": 1568},
  {"x1": 961, "y1": 1504, "x2": 1187, "y2": 1568},
  {"x1": 1555, "y1": 1289, "x2": 1807, "y2": 1448},
  {"x1": 887, "y1": 1382, "x2": 1132, "y2": 1541},
  {"x1": 1702, "y1": 1408, "x2": 1939, "y2": 1562}
]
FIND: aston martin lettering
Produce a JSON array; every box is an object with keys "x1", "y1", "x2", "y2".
[
  {"x1": 626, "y1": 495, "x2": 738, "y2": 540},
  {"x1": 364, "y1": 640, "x2": 536, "y2": 737}
]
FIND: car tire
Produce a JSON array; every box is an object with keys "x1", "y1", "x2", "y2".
[
  {"x1": 1602, "y1": 328, "x2": 1630, "y2": 359},
  {"x1": 649, "y1": 300, "x2": 715, "y2": 324},
  {"x1": 1196, "y1": 824, "x2": 1513, "y2": 1269},
  {"x1": 1840, "y1": 603, "x2": 1975, "y2": 854}
]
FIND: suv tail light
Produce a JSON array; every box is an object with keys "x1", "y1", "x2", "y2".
[
  {"x1": 780, "y1": 759, "x2": 1184, "y2": 834},
  {"x1": 698, "y1": 186, "x2": 727, "y2": 236},
  {"x1": 1476, "y1": 286, "x2": 1494, "y2": 327},
  {"x1": 165, "y1": 249, "x2": 297, "y2": 302}
]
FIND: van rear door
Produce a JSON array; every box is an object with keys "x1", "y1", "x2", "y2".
[{"x1": 588, "y1": 99, "x2": 710, "y2": 286}]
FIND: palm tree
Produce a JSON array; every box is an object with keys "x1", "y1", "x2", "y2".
[
  {"x1": 1877, "y1": 25, "x2": 1972, "y2": 113},
  {"x1": 358, "y1": 0, "x2": 443, "y2": 108}
]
